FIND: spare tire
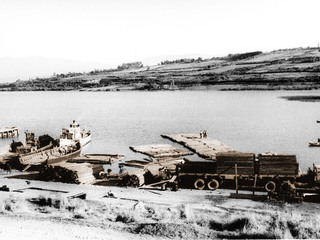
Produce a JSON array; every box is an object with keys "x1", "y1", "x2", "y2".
[
  {"x1": 207, "y1": 179, "x2": 220, "y2": 190},
  {"x1": 194, "y1": 178, "x2": 205, "y2": 190},
  {"x1": 265, "y1": 181, "x2": 276, "y2": 192}
]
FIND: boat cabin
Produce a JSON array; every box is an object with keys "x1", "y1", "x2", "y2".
[
  {"x1": 60, "y1": 120, "x2": 84, "y2": 140},
  {"x1": 11, "y1": 132, "x2": 39, "y2": 154}
]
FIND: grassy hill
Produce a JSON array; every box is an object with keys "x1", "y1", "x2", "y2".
[{"x1": 2, "y1": 47, "x2": 320, "y2": 91}]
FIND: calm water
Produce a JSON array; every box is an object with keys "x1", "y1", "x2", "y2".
[{"x1": 1, "y1": 90, "x2": 320, "y2": 171}]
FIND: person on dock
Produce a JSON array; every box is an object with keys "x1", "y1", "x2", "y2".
[
  {"x1": 199, "y1": 131, "x2": 203, "y2": 139},
  {"x1": 203, "y1": 130, "x2": 208, "y2": 138}
]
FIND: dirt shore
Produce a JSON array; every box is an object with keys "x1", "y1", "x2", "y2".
[{"x1": 1, "y1": 172, "x2": 320, "y2": 239}]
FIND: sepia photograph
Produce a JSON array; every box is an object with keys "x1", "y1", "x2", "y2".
[{"x1": 1, "y1": 0, "x2": 320, "y2": 239}]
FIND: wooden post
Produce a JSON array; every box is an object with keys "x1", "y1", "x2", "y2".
[
  {"x1": 235, "y1": 164, "x2": 238, "y2": 194},
  {"x1": 253, "y1": 174, "x2": 257, "y2": 195}
]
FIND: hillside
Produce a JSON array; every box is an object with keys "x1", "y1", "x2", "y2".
[{"x1": 2, "y1": 47, "x2": 320, "y2": 91}]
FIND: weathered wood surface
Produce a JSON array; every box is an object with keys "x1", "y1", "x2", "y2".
[
  {"x1": 68, "y1": 154, "x2": 125, "y2": 164},
  {"x1": 129, "y1": 144, "x2": 193, "y2": 159},
  {"x1": 161, "y1": 134, "x2": 238, "y2": 160},
  {"x1": 258, "y1": 154, "x2": 298, "y2": 175},
  {"x1": 216, "y1": 152, "x2": 255, "y2": 175}
]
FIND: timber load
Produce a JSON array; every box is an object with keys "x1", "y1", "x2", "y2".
[
  {"x1": 257, "y1": 154, "x2": 298, "y2": 176},
  {"x1": 216, "y1": 152, "x2": 255, "y2": 175},
  {"x1": 39, "y1": 162, "x2": 104, "y2": 184}
]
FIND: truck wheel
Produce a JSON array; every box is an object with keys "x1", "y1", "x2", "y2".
[
  {"x1": 265, "y1": 181, "x2": 276, "y2": 192},
  {"x1": 194, "y1": 178, "x2": 205, "y2": 190},
  {"x1": 207, "y1": 179, "x2": 219, "y2": 190}
]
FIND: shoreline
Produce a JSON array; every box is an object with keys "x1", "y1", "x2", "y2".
[
  {"x1": 1, "y1": 174, "x2": 320, "y2": 239},
  {"x1": 1, "y1": 84, "x2": 320, "y2": 92}
]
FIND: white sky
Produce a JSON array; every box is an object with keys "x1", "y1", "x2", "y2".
[{"x1": 0, "y1": 0, "x2": 320, "y2": 80}]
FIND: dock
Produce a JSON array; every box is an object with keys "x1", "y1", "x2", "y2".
[
  {"x1": 161, "y1": 134, "x2": 238, "y2": 160},
  {"x1": 0, "y1": 127, "x2": 19, "y2": 139},
  {"x1": 129, "y1": 144, "x2": 193, "y2": 159}
]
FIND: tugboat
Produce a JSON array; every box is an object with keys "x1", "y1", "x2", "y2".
[{"x1": 59, "y1": 120, "x2": 91, "y2": 147}]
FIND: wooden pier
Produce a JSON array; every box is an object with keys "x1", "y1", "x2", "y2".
[
  {"x1": 161, "y1": 134, "x2": 239, "y2": 160},
  {"x1": 0, "y1": 127, "x2": 19, "y2": 139}
]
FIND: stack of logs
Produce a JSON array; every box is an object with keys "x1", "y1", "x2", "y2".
[
  {"x1": 39, "y1": 162, "x2": 104, "y2": 184},
  {"x1": 258, "y1": 154, "x2": 298, "y2": 175},
  {"x1": 216, "y1": 152, "x2": 255, "y2": 175}
]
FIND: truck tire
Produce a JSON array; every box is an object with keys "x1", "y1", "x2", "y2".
[
  {"x1": 207, "y1": 179, "x2": 219, "y2": 190},
  {"x1": 265, "y1": 181, "x2": 276, "y2": 192},
  {"x1": 194, "y1": 178, "x2": 205, "y2": 190}
]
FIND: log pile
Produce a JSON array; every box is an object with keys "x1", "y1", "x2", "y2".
[
  {"x1": 258, "y1": 154, "x2": 298, "y2": 175},
  {"x1": 216, "y1": 152, "x2": 255, "y2": 175},
  {"x1": 39, "y1": 162, "x2": 104, "y2": 184}
]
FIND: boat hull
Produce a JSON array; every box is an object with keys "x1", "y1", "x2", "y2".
[
  {"x1": 19, "y1": 147, "x2": 81, "y2": 166},
  {"x1": 309, "y1": 142, "x2": 320, "y2": 147}
]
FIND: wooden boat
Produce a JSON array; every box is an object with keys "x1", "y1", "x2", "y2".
[
  {"x1": 19, "y1": 142, "x2": 81, "y2": 166},
  {"x1": 0, "y1": 132, "x2": 55, "y2": 162},
  {"x1": 59, "y1": 120, "x2": 91, "y2": 147},
  {"x1": 68, "y1": 154, "x2": 125, "y2": 164}
]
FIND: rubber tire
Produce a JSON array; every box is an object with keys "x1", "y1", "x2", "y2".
[
  {"x1": 194, "y1": 178, "x2": 205, "y2": 190},
  {"x1": 207, "y1": 179, "x2": 220, "y2": 190},
  {"x1": 265, "y1": 181, "x2": 276, "y2": 192}
]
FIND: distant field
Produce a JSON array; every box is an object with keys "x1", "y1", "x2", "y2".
[{"x1": 2, "y1": 47, "x2": 320, "y2": 91}]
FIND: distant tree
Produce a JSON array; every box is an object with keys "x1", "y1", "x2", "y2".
[{"x1": 117, "y1": 62, "x2": 143, "y2": 70}]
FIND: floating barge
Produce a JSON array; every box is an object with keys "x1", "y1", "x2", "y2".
[
  {"x1": 0, "y1": 127, "x2": 19, "y2": 139},
  {"x1": 161, "y1": 134, "x2": 236, "y2": 160},
  {"x1": 129, "y1": 144, "x2": 193, "y2": 159}
]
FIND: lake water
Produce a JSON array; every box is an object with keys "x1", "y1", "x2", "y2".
[{"x1": 1, "y1": 90, "x2": 320, "y2": 172}]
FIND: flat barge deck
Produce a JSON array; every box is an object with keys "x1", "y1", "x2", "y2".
[{"x1": 161, "y1": 133, "x2": 238, "y2": 160}]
